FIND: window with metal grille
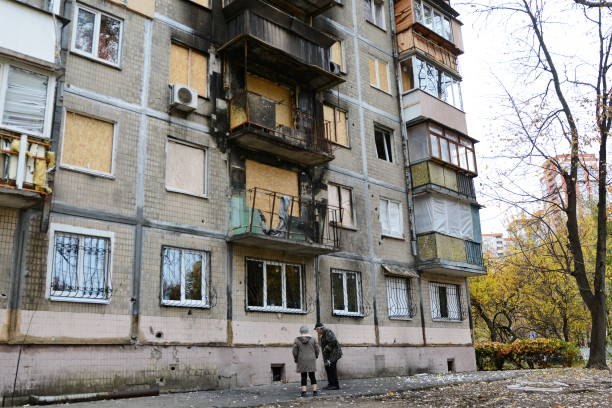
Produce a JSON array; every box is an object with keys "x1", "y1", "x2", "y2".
[
  {"x1": 429, "y1": 282, "x2": 462, "y2": 321},
  {"x1": 48, "y1": 228, "x2": 112, "y2": 303},
  {"x1": 331, "y1": 269, "x2": 363, "y2": 316},
  {"x1": 247, "y1": 259, "x2": 304, "y2": 313},
  {"x1": 161, "y1": 247, "x2": 210, "y2": 308},
  {"x1": 386, "y1": 276, "x2": 414, "y2": 319}
]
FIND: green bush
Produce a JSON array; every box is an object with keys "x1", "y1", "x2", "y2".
[{"x1": 475, "y1": 338, "x2": 583, "y2": 370}]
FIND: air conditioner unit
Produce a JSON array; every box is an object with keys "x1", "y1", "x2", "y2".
[
  {"x1": 170, "y1": 83, "x2": 198, "y2": 112},
  {"x1": 329, "y1": 62, "x2": 342, "y2": 75}
]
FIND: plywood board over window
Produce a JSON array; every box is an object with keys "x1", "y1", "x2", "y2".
[
  {"x1": 169, "y1": 43, "x2": 208, "y2": 97},
  {"x1": 166, "y1": 138, "x2": 206, "y2": 197},
  {"x1": 323, "y1": 104, "x2": 349, "y2": 147},
  {"x1": 61, "y1": 112, "x2": 114, "y2": 175},
  {"x1": 246, "y1": 74, "x2": 294, "y2": 129},
  {"x1": 245, "y1": 160, "x2": 300, "y2": 222}
]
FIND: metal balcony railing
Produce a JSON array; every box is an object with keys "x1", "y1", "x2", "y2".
[
  {"x1": 230, "y1": 187, "x2": 341, "y2": 249},
  {"x1": 229, "y1": 90, "x2": 333, "y2": 156},
  {"x1": 456, "y1": 173, "x2": 476, "y2": 199},
  {"x1": 465, "y1": 240, "x2": 484, "y2": 266},
  {"x1": 1, "y1": 130, "x2": 51, "y2": 196}
]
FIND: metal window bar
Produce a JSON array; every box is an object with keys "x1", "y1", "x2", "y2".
[
  {"x1": 51, "y1": 233, "x2": 111, "y2": 299},
  {"x1": 229, "y1": 90, "x2": 332, "y2": 156},
  {"x1": 386, "y1": 276, "x2": 416, "y2": 319},
  {"x1": 246, "y1": 258, "x2": 304, "y2": 312},
  {"x1": 232, "y1": 187, "x2": 341, "y2": 248},
  {"x1": 456, "y1": 173, "x2": 476, "y2": 199},
  {"x1": 429, "y1": 282, "x2": 462, "y2": 321}
]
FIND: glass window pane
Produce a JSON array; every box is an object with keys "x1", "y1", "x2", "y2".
[
  {"x1": 433, "y1": 12, "x2": 443, "y2": 35},
  {"x1": 440, "y1": 73, "x2": 454, "y2": 105},
  {"x1": 75, "y1": 8, "x2": 95, "y2": 54},
  {"x1": 440, "y1": 138, "x2": 450, "y2": 162},
  {"x1": 430, "y1": 134, "x2": 440, "y2": 158},
  {"x1": 162, "y1": 248, "x2": 181, "y2": 301},
  {"x1": 443, "y1": 17, "x2": 452, "y2": 41},
  {"x1": 414, "y1": 0, "x2": 423, "y2": 23},
  {"x1": 452, "y1": 80, "x2": 463, "y2": 110},
  {"x1": 425, "y1": 64, "x2": 439, "y2": 96},
  {"x1": 2, "y1": 67, "x2": 48, "y2": 134},
  {"x1": 468, "y1": 150, "x2": 476, "y2": 172},
  {"x1": 439, "y1": 286, "x2": 449, "y2": 318},
  {"x1": 346, "y1": 273, "x2": 359, "y2": 313},
  {"x1": 285, "y1": 265, "x2": 301, "y2": 309},
  {"x1": 98, "y1": 14, "x2": 121, "y2": 64},
  {"x1": 389, "y1": 201, "x2": 402, "y2": 235},
  {"x1": 450, "y1": 143, "x2": 459, "y2": 165},
  {"x1": 52, "y1": 234, "x2": 79, "y2": 294},
  {"x1": 374, "y1": 3, "x2": 384, "y2": 27},
  {"x1": 266, "y1": 264, "x2": 282, "y2": 307},
  {"x1": 82, "y1": 236, "x2": 109, "y2": 297},
  {"x1": 459, "y1": 145, "x2": 467, "y2": 169},
  {"x1": 332, "y1": 272, "x2": 344, "y2": 311},
  {"x1": 247, "y1": 259, "x2": 264, "y2": 307},
  {"x1": 424, "y1": 5, "x2": 433, "y2": 28},
  {"x1": 380, "y1": 199, "x2": 389, "y2": 232},
  {"x1": 387, "y1": 277, "x2": 409, "y2": 317},
  {"x1": 184, "y1": 252, "x2": 203, "y2": 301}
]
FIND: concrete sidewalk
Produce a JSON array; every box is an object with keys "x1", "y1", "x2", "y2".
[{"x1": 45, "y1": 370, "x2": 531, "y2": 408}]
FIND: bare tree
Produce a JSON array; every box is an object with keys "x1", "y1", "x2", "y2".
[{"x1": 470, "y1": 0, "x2": 610, "y2": 369}]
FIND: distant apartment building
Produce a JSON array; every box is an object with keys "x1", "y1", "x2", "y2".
[
  {"x1": 481, "y1": 233, "x2": 506, "y2": 257},
  {"x1": 541, "y1": 153, "x2": 600, "y2": 205},
  {"x1": 0, "y1": 0, "x2": 484, "y2": 401}
]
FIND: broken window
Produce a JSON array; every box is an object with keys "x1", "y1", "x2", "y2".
[
  {"x1": 411, "y1": 57, "x2": 463, "y2": 110},
  {"x1": 169, "y1": 43, "x2": 209, "y2": 97},
  {"x1": 330, "y1": 40, "x2": 345, "y2": 72},
  {"x1": 61, "y1": 112, "x2": 114, "y2": 176},
  {"x1": 375, "y1": 127, "x2": 393, "y2": 162},
  {"x1": 331, "y1": 269, "x2": 362, "y2": 316},
  {"x1": 365, "y1": 0, "x2": 386, "y2": 29},
  {"x1": 379, "y1": 198, "x2": 403, "y2": 237},
  {"x1": 430, "y1": 282, "x2": 462, "y2": 320},
  {"x1": 246, "y1": 259, "x2": 304, "y2": 312},
  {"x1": 0, "y1": 63, "x2": 52, "y2": 137},
  {"x1": 414, "y1": 0, "x2": 453, "y2": 41},
  {"x1": 166, "y1": 138, "x2": 207, "y2": 197},
  {"x1": 368, "y1": 57, "x2": 390, "y2": 92},
  {"x1": 323, "y1": 104, "x2": 349, "y2": 147},
  {"x1": 386, "y1": 276, "x2": 413, "y2": 319},
  {"x1": 48, "y1": 225, "x2": 113, "y2": 302},
  {"x1": 72, "y1": 5, "x2": 122, "y2": 66},
  {"x1": 328, "y1": 183, "x2": 354, "y2": 228},
  {"x1": 161, "y1": 247, "x2": 210, "y2": 307}
]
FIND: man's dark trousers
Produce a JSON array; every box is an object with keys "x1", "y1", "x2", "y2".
[{"x1": 325, "y1": 361, "x2": 339, "y2": 388}]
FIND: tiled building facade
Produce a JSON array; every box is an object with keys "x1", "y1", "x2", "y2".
[{"x1": 0, "y1": 0, "x2": 484, "y2": 401}]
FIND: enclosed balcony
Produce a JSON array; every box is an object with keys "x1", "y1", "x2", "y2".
[
  {"x1": 417, "y1": 232, "x2": 485, "y2": 276},
  {"x1": 220, "y1": 0, "x2": 344, "y2": 90},
  {"x1": 0, "y1": 131, "x2": 52, "y2": 208},
  {"x1": 230, "y1": 187, "x2": 341, "y2": 255},
  {"x1": 411, "y1": 160, "x2": 476, "y2": 201},
  {"x1": 224, "y1": 0, "x2": 341, "y2": 17},
  {"x1": 229, "y1": 90, "x2": 333, "y2": 165}
]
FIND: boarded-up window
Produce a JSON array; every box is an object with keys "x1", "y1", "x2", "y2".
[
  {"x1": 169, "y1": 43, "x2": 208, "y2": 97},
  {"x1": 368, "y1": 57, "x2": 389, "y2": 92},
  {"x1": 245, "y1": 160, "x2": 300, "y2": 222},
  {"x1": 323, "y1": 104, "x2": 348, "y2": 147},
  {"x1": 246, "y1": 73, "x2": 294, "y2": 129},
  {"x1": 328, "y1": 184, "x2": 353, "y2": 227},
  {"x1": 330, "y1": 41, "x2": 344, "y2": 71},
  {"x1": 166, "y1": 138, "x2": 206, "y2": 196},
  {"x1": 62, "y1": 112, "x2": 114, "y2": 174}
]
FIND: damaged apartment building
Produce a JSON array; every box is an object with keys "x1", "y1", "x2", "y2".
[{"x1": 0, "y1": 0, "x2": 485, "y2": 401}]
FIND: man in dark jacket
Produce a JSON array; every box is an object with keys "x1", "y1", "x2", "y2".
[{"x1": 314, "y1": 322, "x2": 342, "y2": 390}]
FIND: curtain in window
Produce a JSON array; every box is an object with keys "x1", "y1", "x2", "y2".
[{"x1": 414, "y1": 195, "x2": 474, "y2": 241}]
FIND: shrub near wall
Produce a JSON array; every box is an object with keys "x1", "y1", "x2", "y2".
[{"x1": 475, "y1": 339, "x2": 583, "y2": 370}]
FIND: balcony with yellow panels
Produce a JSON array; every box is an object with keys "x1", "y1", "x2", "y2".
[{"x1": 417, "y1": 232, "x2": 485, "y2": 277}]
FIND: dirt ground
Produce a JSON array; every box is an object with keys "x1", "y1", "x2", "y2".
[{"x1": 268, "y1": 368, "x2": 611, "y2": 408}]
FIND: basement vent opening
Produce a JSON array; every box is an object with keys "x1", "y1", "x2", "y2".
[
  {"x1": 447, "y1": 358, "x2": 455, "y2": 373},
  {"x1": 271, "y1": 364, "x2": 285, "y2": 382}
]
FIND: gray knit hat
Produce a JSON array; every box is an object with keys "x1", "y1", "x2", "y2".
[{"x1": 299, "y1": 325, "x2": 309, "y2": 334}]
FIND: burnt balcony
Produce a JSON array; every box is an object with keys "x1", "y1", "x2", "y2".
[
  {"x1": 0, "y1": 130, "x2": 52, "y2": 208},
  {"x1": 220, "y1": 1, "x2": 344, "y2": 90},
  {"x1": 229, "y1": 90, "x2": 334, "y2": 165},
  {"x1": 417, "y1": 232, "x2": 485, "y2": 277},
  {"x1": 224, "y1": 0, "x2": 341, "y2": 17},
  {"x1": 230, "y1": 187, "x2": 341, "y2": 255}
]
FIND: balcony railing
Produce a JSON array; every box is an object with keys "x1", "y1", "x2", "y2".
[
  {"x1": 230, "y1": 187, "x2": 341, "y2": 253},
  {"x1": 465, "y1": 240, "x2": 483, "y2": 266},
  {"x1": 417, "y1": 232, "x2": 485, "y2": 276},
  {"x1": 457, "y1": 173, "x2": 476, "y2": 199},
  {"x1": 1, "y1": 130, "x2": 52, "y2": 207},
  {"x1": 229, "y1": 90, "x2": 334, "y2": 164}
]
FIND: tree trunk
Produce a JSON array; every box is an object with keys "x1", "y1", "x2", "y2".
[{"x1": 587, "y1": 293, "x2": 609, "y2": 369}]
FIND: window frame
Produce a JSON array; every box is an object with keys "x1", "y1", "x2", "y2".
[
  {"x1": 379, "y1": 197, "x2": 404, "y2": 239},
  {"x1": 427, "y1": 123, "x2": 477, "y2": 174},
  {"x1": 386, "y1": 276, "x2": 413, "y2": 320},
  {"x1": 414, "y1": 0, "x2": 454, "y2": 42},
  {"x1": 410, "y1": 57, "x2": 463, "y2": 110},
  {"x1": 71, "y1": 3, "x2": 124, "y2": 68},
  {"x1": 0, "y1": 60, "x2": 56, "y2": 138},
  {"x1": 329, "y1": 39, "x2": 347, "y2": 74},
  {"x1": 165, "y1": 136, "x2": 208, "y2": 199},
  {"x1": 365, "y1": 0, "x2": 387, "y2": 30},
  {"x1": 246, "y1": 258, "x2": 306, "y2": 314},
  {"x1": 323, "y1": 103, "x2": 350, "y2": 148},
  {"x1": 429, "y1": 282, "x2": 463, "y2": 322},
  {"x1": 374, "y1": 126, "x2": 394, "y2": 162},
  {"x1": 59, "y1": 109, "x2": 118, "y2": 179},
  {"x1": 331, "y1": 268, "x2": 364, "y2": 317},
  {"x1": 45, "y1": 223, "x2": 114, "y2": 305},
  {"x1": 328, "y1": 183, "x2": 355, "y2": 229},
  {"x1": 369, "y1": 57, "x2": 391, "y2": 93},
  {"x1": 160, "y1": 246, "x2": 211, "y2": 309}
]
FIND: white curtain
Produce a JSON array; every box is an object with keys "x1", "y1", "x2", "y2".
[{"x1": 414, "y1": 194, "x2": 474, "y2": 241}]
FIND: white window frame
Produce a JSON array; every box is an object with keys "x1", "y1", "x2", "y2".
[
  {"x1": 0, "y1": 59, "x2": 55, "y2": 138},
  {"x1": 374, "y1": 126, "x2": 394, "y2": 162},
  {"x1": 328, "y1": 183, "x2": 355, "y2": 229},
  {"x1": 59, "y1": 109, "x2": 118, "y2": 179},
  {"x1": 379, "y1": 197, "x2": 403, "y2": 239},
  {"x1": 45, "y1": 224, "x2": 114, "y2": 305},
  {"x1": 246, "y1": 258, "x2": 305, "y2": 314},
  {"x1": 71, "y1": 3, "x2": 124, "y2": 68},
  {"x1": 386, "y1": 276, "x2": 413, "y2": 320},
  {"x1": 414, "y1": 0, "x2": 453, "y2": 42},
  {"x1": 331, "y1": 269, "x2": 363, "y2": 317},
  {"x1": 429, "y1": 282, "x2": 462, "y2": 322},
  {"x1": 160, "y1": 246, "x2": 211, "y2": 308},
  {"x1": 165, "y1": 137, "x2": 208, "y2": 199},
  {"x1": 370, "y1": 57, "x2": 390, "y2": 93},
  {"x1": 365, "y1": 0, "x2": 386, "y2": 30}
]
